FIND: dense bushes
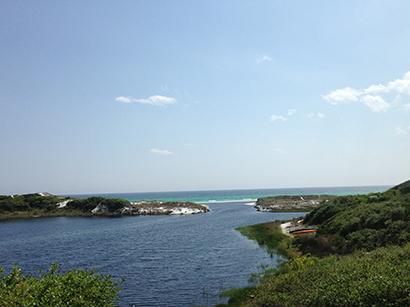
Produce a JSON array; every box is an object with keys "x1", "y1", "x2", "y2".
[
  {"x1": 0, "y1": 265, "x2": 119, "y2": 306},
  {"x1": 66, "y1": 198, "x2": 129, "y2": 213},
  {"x1": 222, "y1": 180, "x2": 410, "y2": 306},
  {"x1": 0, "y1": 194, "x2": 63, "y2": 213},
  {"x1": 234, "y1": 243, "x2": 410, "y2": 306},
  {"x1": 390, "y1": 180, "x2": 410, "y2": 194},
  {"x1": 299, "y1": 184, "x2": 410, "y2": 254},
  {"x1": 100, "y1": 199, "x2": 129, "y2": 212},
  {"x1": 66, "y1": 197, "x2": 105, "y2": 212},
  {"x1": 0, "y1": 194, "x2": 130, "y2": 218}
]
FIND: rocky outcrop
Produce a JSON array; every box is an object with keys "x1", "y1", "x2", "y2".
[
  {"x1": 91, "y1": 203, "x2": 109, "y2": 214},
  {"x1": 82, "y1": 200, "x2": 209, "y2": 216},
  {"x1": 56, "y1": 199, "x2": 72, "y2": 209},
  {"x1": 255, "y1": 195, "x2": 336, "y2": 212},
  {"x1": 0, "y1": 193, "x2": 209, "y2": 220},
  {"x1": 120, "y1": 201, "x2": 209, "y2": 216}
]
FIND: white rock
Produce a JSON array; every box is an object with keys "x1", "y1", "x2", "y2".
[
  {"x1": 91, "y1": 204, "x2": 109, "y2": 213},
  {"x1": 56, "y1": 200, "x2": 72, "y2": 209}
]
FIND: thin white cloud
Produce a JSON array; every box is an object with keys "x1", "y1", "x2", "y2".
[
  {"x1": 307, "y1": 112, "x2": 325, "y2": 119},
  {"x1": 287, "y1": 109, "x2": 297, "y2": 116},
  {"x1": 270, "y1": 110, "x2": 297, "y2": 123},
  {"x1": 116, "y1": 95, "x2": 176, "y2": 106},
  {"x1": 323, "y1": 70, "x2": 410, "y2": 112},
  {"x1": 115, "y1": 96, "x2": 133, "y2": 103},
  {"x1": 323, "y1": 87, "x2": 360, "y2": 104},
  {"x1": 363, "y1": 84, "x2": 389, "y2": 95},
  {"x1": 362, "y1": 95, "x2": 390, "y2": 113},
  {"x1": 403, "y1": 103, "x2": 410, "y2": 111},
  {"x1": 270, "y1": 114, "x2": 287, "y2": 122},
  {"x1": 150, "y1": 148, "x2": 173, "y2": 155},
  {"x1": 256, "y1": 54, "x2": 272, "y2": 64},
  {"x1": 387, "y1": 71, "x2": 410, "y2": 95}
]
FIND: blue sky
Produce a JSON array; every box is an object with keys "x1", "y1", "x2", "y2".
[{"x1": 1, "y1": 1, "x2": 410, "y2": 194}]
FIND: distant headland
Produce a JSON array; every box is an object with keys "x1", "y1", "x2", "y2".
[
  {"x1": 0, "y1": 193, "x2": 209, "y2": 220},
  {"x1": 254, "y1": 194, "x2": 337, "y2": 212}
]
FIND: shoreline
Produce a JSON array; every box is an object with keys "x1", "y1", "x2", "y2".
[
  {"x1": 0, "y1": 193, "x2": 209, "y2": 222},
  {"x1": 254, "y1": 195, "x2": 336, "y2": 212},
  {"x1": 235, "y1": 219, "x2": 301, "y2": 259},
  {"x1": 0, "y1": 210, "x2": 96, "y2": 222},
  {"x1": 220, "y1": 180, "x2": 410, "y2": 306},
  {"x1": 218, "y1": 218, "x2": 303, "y2": 307}
]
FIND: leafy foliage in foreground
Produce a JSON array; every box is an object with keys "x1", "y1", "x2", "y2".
[
  {"x1": 229, "y1": 243, "x2": 410, "y2": 307},
  {"x1": 0, "y1": 265, "x2": 119, "y2": 306},
  {"x1": 298, "y1": 181, "x2": 410, "y2": 254}
]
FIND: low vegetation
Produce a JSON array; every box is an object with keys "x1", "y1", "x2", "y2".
[
  {"x1": 0, "y1": 265, "x2": 119, "y2": 306},
  {"x1": 223, "y1": 244, "x2": 410, "y2": 306},
  {"x1": 0, "y1": 193, "x2": 208, "y2": 220},
  {"x1": 299, "y1": 180, "x2": 410, "y2": 255},
  {"x1": 0, "y1": 194, "x2": 64, "y2": 213},
  {"x1": 0, "y1": 194, "x2": 130, "y2": 220},
  {"x1": 255, "y1": 195, "x2": 336, "y2": 212},
  {"x1": 221, "y1": 180, "x2": 410, "y2": 306},
  {"x1": 236, "y1": 222, "x2": 296, "y2": 258},
  {"x1": 66, "y1": 197, "x2": 129, "y2": 213}
]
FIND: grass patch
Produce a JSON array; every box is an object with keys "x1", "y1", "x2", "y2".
[
  {"x1": 236, "y1": 221, "x2": 296, "y2": 259},
  {"x1": 219, "y1": 221, "x2": 296, "y2": 306}
]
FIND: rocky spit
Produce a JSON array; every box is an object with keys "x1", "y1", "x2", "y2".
[
  {"x1": 91, "y1": 201, "x2": 209, "y2": 216},
  {"x1": 255, "y1": 195, "x2": 335, "y2": 212}
]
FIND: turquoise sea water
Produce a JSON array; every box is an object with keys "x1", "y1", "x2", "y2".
[{"x1": 70, "y1": 185, "x2": 391, "y2": 203}]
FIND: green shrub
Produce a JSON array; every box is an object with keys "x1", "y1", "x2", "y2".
[
  {"x1": 236, "y1": 222, "x2": 295, "y2": 258},
  {"x1": 0, "y1": 265, "x2": 119, "y2": 306},
  {"x1": 301, "y1": 182, "x2": 410, "y2": 254},
  {"x1": 231, "y1": 244, "x2": 410, "y2": 306},
  {"x1": 66, "y1": 197, "x2": 129, "y2": 213},
  {"x1": 223, "y1": 181, "x2": 410, "y2": 306},
  {"x1": 100, "y1": 199, "x2": 129, "y2": 212},
  {"x1": 66, "y1": 197, "x2": 105, "y2": 212},
  {"x1": 0, "y1": 195, "x2": 62, "y2": 213}
]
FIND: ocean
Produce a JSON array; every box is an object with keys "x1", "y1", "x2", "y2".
[{"x1": 70, "y1": 185, "x2": 390, "y2": 203}]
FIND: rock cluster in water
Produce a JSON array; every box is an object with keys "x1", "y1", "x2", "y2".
[
  {"x1": 255, "y1": 195, "x2": 335, "y2": 212},
  {"x1": 91, "y1": 200, "x2": 209, "y2": 216}
]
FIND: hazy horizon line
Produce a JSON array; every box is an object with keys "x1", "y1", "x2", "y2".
[{"x1": 61, "y1": 183, "x2": 393, "y2": 197}]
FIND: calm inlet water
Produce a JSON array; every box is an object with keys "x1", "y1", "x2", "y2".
[
  {"x1": 0, "y1": 186, "x2": 389, "y2": 306},
  {"x1": 1, "y1": 203, "x2": 302, "y2": 306}
]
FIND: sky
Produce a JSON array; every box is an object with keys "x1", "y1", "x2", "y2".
[{"x1": 1, "y1": 1, "x2": 410, "y2": 194}]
